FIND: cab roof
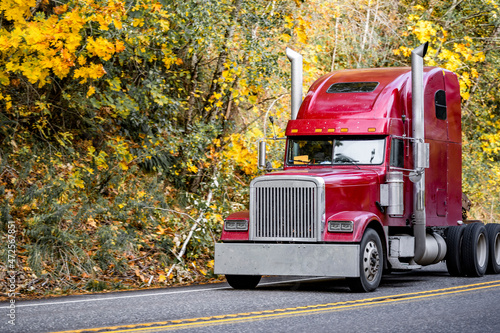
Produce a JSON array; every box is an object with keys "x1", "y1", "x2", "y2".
[{"x1": 285, "y1": 66, "x2": 461, "y2": 143}]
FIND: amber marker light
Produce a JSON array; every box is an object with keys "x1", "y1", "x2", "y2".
[
  {"x1": 291, "y1": 129, "x2": 298, "y2": 133},
  {"x1": 340, "y1": 128, "x2": 348, "y2": 133},
  {"x1": 315, "y1": 128, "x2": 323, "y2": 133},
  {"x1": 368, "y1": 128, "x2": 376, "y2": 132},
  {"x1": 328, "y1": 129, "x2": 335, "y2": 132}
]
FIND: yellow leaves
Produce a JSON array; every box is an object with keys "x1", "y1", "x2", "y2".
[
  {"x1": 95, "y1": 150, "x2": 109, "y2": 170},
  {"x1": 280, "y1": 33, "x2": 291, "y2": 42},
  {"x1": 119, "y1": 162, "x2": 129, "y2": 171},
  {"x1": 74, "y1": 63, "x2": 107, "y2": 83},
  {"x1": 393, "y1": 46, "x2": 412, "y2": 57},
  {"x1": 87, "y1": 137, "x2": 135, "y2": 173},
  {"x1": 212, "y1": 92, "x2": 222, "y2": 100},
  {"x1": 115, "y1": 40, "x2": 126, "y2": 53},
  {"x1": 471, "y1": 68, "x2": 479, "y2": 79},
  {"x1": 0, "y1": 35, "x2": 11, "y2": 51},
  {"x1": 133, "y1": 18, "x2": 145, "y2": 27},
  {"x1": 408, "y1": 14, "x2": 420, "y2": 22},
  {"x1": 87, "y1": 86, "x2": 96, "y2": 97},
  {"x1": 0, "y1": 72, "x2": 9, "y2": 86},
  {"x1": 111, "y1": 136, "x2": 135, "y2": 170},
  {"x1": 108, "y1": 77, "x2": 122, "y2": 92},
  {"x1": 284, "y1": 14, "x2": 310, "y2": 44},
  {"x1": 295, "y1": 18, "x2": 310, "y2": 44},
  {"x1": 87, "y1": 37, "x2": 118, "y2": 61},
  {"x1": 159, "y1": 20, "x2": 170, "y2": 32},
  {"x1": 69, "y1": 170, "x2": 85, "y2": 189},
  {"x1": 412, "y1": 20, "x2": 437, "y2": 43},
  {"x1": 53, "y1": 5, "x2": 68, "y2": 15},
  {"x1": 222, "y1": 134, "x2": 258, "y2": 175},
  {"x1": 17, "y1": 60, "x2": 50, "y2": 86},
  {"x1": 476, "y1": 52, "x2": 486, "y2": 62},
  {"x1": 459, "y1": 78, "x2": 470, "y2": 100},
  {"x1": 151, "y1": 2, "x2": 163, "y2": 12},
  {"x1": 162, "y1": 53, "x2": 178, "y2": 69},
  {"x1": 480, "y1": 121, "x2": 500, "y2": 156},
  {"x1": 91, "y1": 0, "x2": 126, "y2": 31},
  {"x1": 187, "y1": 163, "x2": 199, "y2": 174},
  {"x1": 399, "y1": 15, "x2": 488, "y2": 101},
  {"x1": 248, "y1": 95, "x2": 258, "y2": 104},
  {"x1": 438, "y1": 48, "x2": 461, "y2": 72},
  {"x1": 0, "y1": 0, "x2": 127, "y2": 87},
  {"x1": 87, "y1": 217, "x2": 97, "y2": 228},
  {"x1": 0, "y1": 0, "x2": 36, "y2": 24}
]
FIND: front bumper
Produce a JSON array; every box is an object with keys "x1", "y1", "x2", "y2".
[{"x1": 214, "y1": 243, "x2": 360, "y2": 277}]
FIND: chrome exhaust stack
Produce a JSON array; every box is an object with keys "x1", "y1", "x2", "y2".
[
  {"x1": 411, "y1": 42, "x2": 446, "y2": 265},
  {"x1": 411, "y1": 42, "x2": 428, "y2": 264},
  {"x1": 286, "y1": 48, "x2": 303, "y2": 120}
]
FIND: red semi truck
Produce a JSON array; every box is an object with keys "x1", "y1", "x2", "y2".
[{"x1": 214, "y1": 43, "x2": 500, "y2": 292}]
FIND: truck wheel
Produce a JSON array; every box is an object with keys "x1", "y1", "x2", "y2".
[
  {"x1": 461, "y1": 222, "x2": 489, "y2": 277},
  {"x1": 347, "y1": 228, "x2": 383, "y2": 292},
  {"x1": 445, "y1": 225, "x2": 465, "y2": 276},
  {"x1": 225, "y1": 275, "x2": 261, "y2": 289},
  {"x1": 485, "y1": 224, "x2": 500, "y2": 274}
]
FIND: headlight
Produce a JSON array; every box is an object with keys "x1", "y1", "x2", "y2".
[
  {"x1": 328, "y1": 220, "x2": 353, "y2": 233},
  {"x1": 224, "y1": 220, "x2": 249, "y2": 231}
]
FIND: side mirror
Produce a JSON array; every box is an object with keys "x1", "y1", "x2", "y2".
[
  {"x1": 258, "y1": 140, "x2": 266, "y2": 168},
  {"x1": 414, "y1": 141, "x2": 429, "y2": 169},
  {"x1": 409, "y1": 141, "x2": 429, "y2": 183}
]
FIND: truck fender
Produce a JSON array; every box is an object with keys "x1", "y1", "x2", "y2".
[{"x1": 324, "y1": 211, "x2": 384, "y2": 243}]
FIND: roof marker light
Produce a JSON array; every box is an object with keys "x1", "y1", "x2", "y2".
[
  {"x1": 340, "y1": 128, "x2": 348, "y2": 133},
  {"x1": 315, "y1": 129, "x2": 323, "y2": 133}
]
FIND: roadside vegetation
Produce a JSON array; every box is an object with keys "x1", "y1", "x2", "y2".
[{"x1": 1, "y1": 0, "x2": 499, "y2": 298}]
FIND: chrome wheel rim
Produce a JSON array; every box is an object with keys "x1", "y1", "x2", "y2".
[
  {"x1": 363, "y1": 240, "x2": 380, "y2": 282},
  {"x1": 494, "y1": 233, "x2": 500, "y2": 266},
  {"x1": 477, "y1": 233, "x2": 487, "y2": 267}
]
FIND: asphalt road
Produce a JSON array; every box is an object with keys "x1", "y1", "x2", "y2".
[{"x1": 2, "y1": 262, "x2": 500, "y2": 333}]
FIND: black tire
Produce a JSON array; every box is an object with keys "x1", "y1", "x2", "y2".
[
  {"x1": 445, "y1": 225, "x2": 465, "y2": 276},
  {"x1": 347, "y1": 228, "x2": 383, "y2": 292},
  {"x1": 461, "y1": 222, "x2": 489, "y2": 277},
  {"x1": 225, "y1": 275, "x2": 261, "y2": 289},
  {"x1": 485, "y1": 224, "x2": 500, "y2": 274}
]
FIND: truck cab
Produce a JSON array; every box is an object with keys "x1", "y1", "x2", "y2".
[{"x1": 214, "y1": 45, "x2": 500, "y2": 292}]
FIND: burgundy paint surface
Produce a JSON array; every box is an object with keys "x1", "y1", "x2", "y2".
[{"x1": 221, "y1": 67, "x2": 462, "y2": 242}]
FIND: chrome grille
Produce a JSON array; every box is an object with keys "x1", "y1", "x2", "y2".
[{"x1": 250, "y1": 177, "x2": 324, "y2": 242}]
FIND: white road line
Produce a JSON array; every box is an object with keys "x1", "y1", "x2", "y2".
[{"x1": 0, "y1": 277, "x2": 327, "y2": 309}]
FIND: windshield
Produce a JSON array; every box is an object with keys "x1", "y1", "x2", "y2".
[{"x1": 287, "y1": 136, "x2": 385, "y2": 166}]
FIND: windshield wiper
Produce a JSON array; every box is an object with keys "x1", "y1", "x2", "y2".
[{"x1": 334, "y1": 154, "x2": 360, "y2": 169}]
